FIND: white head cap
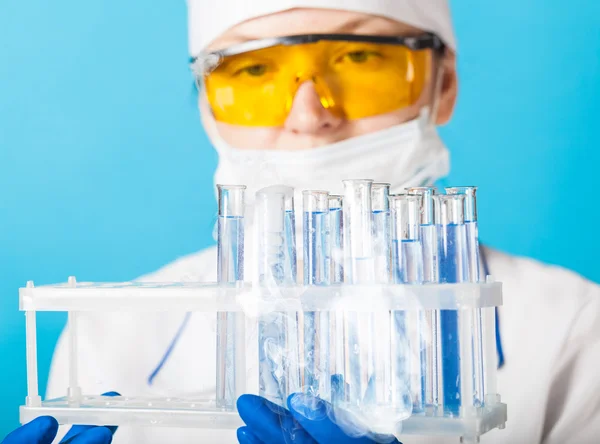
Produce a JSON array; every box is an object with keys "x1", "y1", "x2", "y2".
[{"x1": 187, "y1": 0, "x2": 456, "y2": 56}]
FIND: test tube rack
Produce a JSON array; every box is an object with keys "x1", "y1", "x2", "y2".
[{"x1": 19, "y1": 277, "x2": 507, "y2": 443}]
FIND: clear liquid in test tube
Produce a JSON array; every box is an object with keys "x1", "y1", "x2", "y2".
[
  {"x1": 216, "y1": 184, "x2": 245, "y2": 410},
  {"x1": 303, "y1": 191, "x2": 331, "y2": 399},
  {"x1": 445, "y1": 186, "x2": 484, "y2": 408},
  {"x1": 434, "y1": 194, "x2": 468, "y2": 416},
  {"x1": 255, "y1": 186, "x2": 299, "y2": 405},
  {"x1": 390, "y1": 195, "x2": 424, "y2": 414},
  {"x1": 342, "y1": 180, "x2": 375, "y2": 408}
]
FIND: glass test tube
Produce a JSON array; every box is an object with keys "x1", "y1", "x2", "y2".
[
  {"x1": 434, "y1": 194, "x2": 468, "y2": 416},
  {"x1": 342, "y1": 180, "x2": 375, "y2": 407},
  {"x1": 406, "y1": 187, "x2": 437, "y2": 283},
  {"x1": 303, "y1": 191, "x2": 331, "y2": 399},
  {"x1": 255, "y1": 186, "x2": 299, "y2": 405},
  {"x1": 372, "y1": 183, "x2": 392, "y2": 283},
  {"x1": 390, "y1": 195, "x2": 424, "y2": 413},
  {"x1": 329, "y1": 195, "x2": 344, "y2": 284},
  {"x1": 328, "y1": 195, "x2": 345, "y2": 403},
  {"x1": 446, "y1": 187, "x2": 484, "y2": 408},
  {"x1": 216, "y1": 184, "x2": 245, "y2": 410},
  {"x1": 407, "y1": 186, "x2": 441, "y2": 413},
  {"x1": 371, "y1": 184, "x2": 393, "y2": 409}
]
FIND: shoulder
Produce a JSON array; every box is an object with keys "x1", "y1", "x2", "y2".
[
  {"x1": 484, "y1": 246, "x2": 600, "y2": 366},
  {"x1": 135, "y1": 246, "x2": 218, "y2": 283},
  {"x1": 483, "y1": 246, "x2": 599, "y2": 309}
]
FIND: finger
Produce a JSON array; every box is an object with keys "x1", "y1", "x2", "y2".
[
  {"x1": 288, "y1": 394, "x2": 399, "y2": 444},
  {"x1": 237, "y1": 394, "x2": 316, "y2": 444},
  {"x1": 68, "y1": 427, "x2": 113, "y2": 444},
  {"x1": 99, "y1": 392, "x2": 120, "y2": 435},
  {"x1": 237, "y1": 426, "x2": 264, "y2": 444},
  {"x1": 1, "y1": 416, "x2": 58, "y2": 444},
  {"x1": 60, "y1": 392, "x2": 120, "y2": 443}
]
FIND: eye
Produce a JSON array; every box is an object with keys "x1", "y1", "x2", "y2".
[
  {"x1": 239, "y1": 64, "x2": 268, "y2": 76},
  {"x1": 348, "y1": 51, "x2": 369, "y2": 62},
  {"x1": 342, "y1": 50, "x2": 382, "y2": 64}
]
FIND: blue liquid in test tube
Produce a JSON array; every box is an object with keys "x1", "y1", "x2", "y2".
[
  {"x1": 216, "y1": 184, "x2": 246, "y2": 410},
  {"x1": 390, "y1": 195, "x2": 424, "y2": 413},
  {"x1": 255, "y1": 186, "x2": 298, "y2": 405},
  {"x1": 446, "y1": 186, "x2": 484, "y2": 408},
  {"x1": 434, "y1": 194, "x2": 468, "y2": 416},
  {"x1": 303, "y1": 191, "x2": 331, "y2": 398}
]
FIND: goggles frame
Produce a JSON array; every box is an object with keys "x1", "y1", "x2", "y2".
[{"x1": 190, "y1": 32, "x2": 445, "y2": 77}]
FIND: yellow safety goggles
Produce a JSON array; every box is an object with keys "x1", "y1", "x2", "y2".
[{"x1": 191, "y1": 34, "x2": 445, "y2": 127}]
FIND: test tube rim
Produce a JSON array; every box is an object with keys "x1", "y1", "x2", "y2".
[
  {"x1": 433, "y1": 193, "x2": 466, "y2": 225},
  {"x1": 216, "y1": 184, "x2": 247, "y2": 190},
  {"x1": 328, "y1": 195, "x2": 343, "y2": 207},
  {"x1": 342, "y1": 179, "x2": 374, "y2": 184},
  {"x1": 302, "y1": 190, "x2": 330, "y2": 196},
  {"x1": 389, "y1": 194, "x2": 421, "y2": 205},
  {"x1": 303, "y1": 190, "x2": 330, "y2": 212},
  {"x1": 406, "y1": 186, "x2": 438, "y2": 194},
  {"x1": 445, "y1": 186, "x2": 478, "y2": 194}
]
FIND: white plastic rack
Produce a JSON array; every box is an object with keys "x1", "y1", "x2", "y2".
[{"x1": 19, "y1": 277, "x2": 507, "y2": 442}]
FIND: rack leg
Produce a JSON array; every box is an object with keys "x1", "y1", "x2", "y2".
[
  {"x1": 25, "y1": 309, "x2": 41, "y2": 407},
  {"x1": 68, "y1": 311, "x2": 82, "y2": 402}
]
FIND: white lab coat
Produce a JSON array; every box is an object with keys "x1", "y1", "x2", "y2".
[{"x1": 46, "y1": 246, "x2": 600, "y2": 444}]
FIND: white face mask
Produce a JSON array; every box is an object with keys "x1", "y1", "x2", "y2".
[{"x1": 212, "y1": 110, "x2": 450, "y2": 209}]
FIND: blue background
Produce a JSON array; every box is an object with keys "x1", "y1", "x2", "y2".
[{"x1": 1, "y1": 0, "x2": 599, "y2": 436}]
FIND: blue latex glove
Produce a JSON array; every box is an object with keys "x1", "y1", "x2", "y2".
[
  {"x1": 237, "y1": 393, "x2": 402, "y2": 444},
  {"x1": 1, "y1": 392, "x2": 119, "y2": 444}
]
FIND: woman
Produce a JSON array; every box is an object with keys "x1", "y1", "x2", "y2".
[{"x1": 6, "y1": 1, "x2": 600, "y2": 443}]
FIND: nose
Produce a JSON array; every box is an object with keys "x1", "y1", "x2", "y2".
[{"x1": 284, "y1": 81, "x2": 343, "y2": 135}]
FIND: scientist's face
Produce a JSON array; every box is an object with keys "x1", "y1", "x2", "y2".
[{"x1": 200, "y1": 8, "x2": 457, "y2": 151}]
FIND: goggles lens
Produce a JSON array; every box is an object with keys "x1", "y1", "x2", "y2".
[{"x1": 197, "y1": 35, "x2": 439, "y2": 127}]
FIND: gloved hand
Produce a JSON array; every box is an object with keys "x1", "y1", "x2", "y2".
[
  {"x1": 236, "y1": 393, "x2": 402, "y2": 444},
  {"x1": 1, "y1": 392, "x2": 119, "y2": 444}
]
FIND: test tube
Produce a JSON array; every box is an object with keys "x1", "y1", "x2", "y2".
[
  {"x1": 343, "y1": 180, "x2": 375, "y2": 284},
  {"x1": 303, "y1": 191, "x2": 331, "y2": 398},
  {"x1": 255, "y1": 186, "x2": 299, "y2": 404},
  {"x1": 446, "y1": 187, "x2": 484, "y2": 408},
  {"x1": 342, "y1": 179, "x2": 374, "y2": 406},
  {"x1": 406, "y1": 187, "x2": 437, "y2": 283},
  {"x1": 328, "y1": 194, "x2": 345, "y2": 402},
  {"x1": 445, "y1": 187, "x2": 479, "y2": 282},
  {"x1": 216, "y1": 184, "x2": 245, "y2": 410},
  {"x1": 371, "y1": 184, "x2": 393, "y2": 409},
  {"x1": 328, "y1": 195, "x2": 344, "y2": 284},
  {"x1": 390, "y1": 195, "x2": 425, "y2": 413},
  {"x1": 434, "y1": 194, "x2": 468, "y2": 416},
  {"x1": 407, "y1": 186, "x2": 441, "y2": 413},
  {"x1": 372, "y1": 183, "x2": 392, "y2": 283},
  {"x1": 390, "y1": 195, "x2": 423, "y2": 284}
]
